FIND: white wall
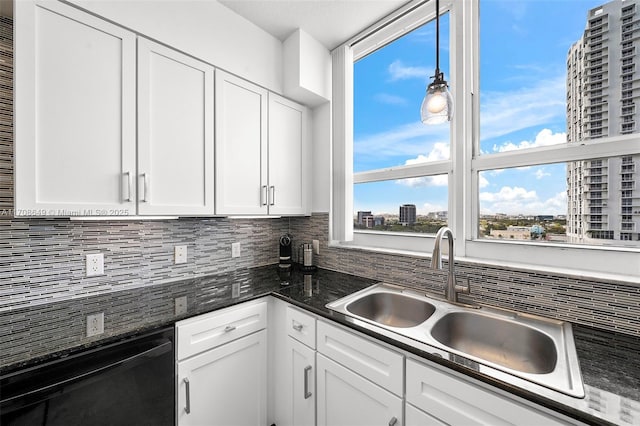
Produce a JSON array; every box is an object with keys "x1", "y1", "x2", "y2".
[
  {"x1": 68, "y1": 0, "x2": 284, "y2": 92},
  {"x1": 312, "y1": 102, "x2": 331, "y2": 213}
]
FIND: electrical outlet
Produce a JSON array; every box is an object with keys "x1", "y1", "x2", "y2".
[
  {"x1": 232, "y1": 282, "x2": 241, "y2": 298},
  {"x1": 175, "y1": 296, "x2": 187, "y2": 315},
  {"x1": 87, "y1": 312, "x2": 104, "y2": 337},
  {"x1": 312, "y1": 239, "x2": 320, "y2": 255},
  {"x1": 231, "y1": 242, "x2": 241, "y2": 258},
  {"x1": 86, "y1": 253, "x2": 104, "y2": 277},
  {"x1": 175, "y1": 245, "x2": 187, "y2": 264}
]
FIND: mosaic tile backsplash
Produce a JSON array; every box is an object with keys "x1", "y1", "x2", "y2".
[{"x1": 0, "y1": 217, "x2": 289, "y2": 311}]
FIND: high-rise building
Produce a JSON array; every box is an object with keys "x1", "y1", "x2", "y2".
[
  {"x1": 566, "y1": 0, "x2": 640, "y2": 245},
  {"x1": 399, "y1": 204, "x2": 416, "y2": 225},
  {"x1": 356, "y1": 211, "x2": 372, "y2": 226}
]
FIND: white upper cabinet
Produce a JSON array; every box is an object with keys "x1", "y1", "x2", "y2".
[
  {"x1": 15, "y1": 1, "x2": 216, "y2": 217},
  {"x1": 215, "y1": 70, "x2": 310, "y2": 216},
  {"x1": 268, "y1": 93, "x2": 309, "y2": 216},
  {"x1": 15, "y1": 0, "x2": 137, "y2": 216},
  {"x1": 137, "y1": 37, "x2": 214, "y2": 216},
  {"x1": 215, "y1": 70, "x2": 268, "y2": 215}
]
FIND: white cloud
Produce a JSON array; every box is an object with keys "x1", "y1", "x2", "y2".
[
  {"x1": 374, "y1": 93, "x2": 408, "y2": 106},
  {"x1": 396, "y1": 144, "x2": 450, "y2": 187},
  {"x1": 419, "y1": 202, "x2": 446, "y2": 215},
  {"x1": 534, "y1": 169, "x2": 551, "y2": 179},
  {"x1": 404, "y1": 143, "x2": 449, "y2": 163},
  {"x1": 480, "y1": 186, "x2": 537, "y2": 203},
  {"x1": 479, "y1": 188, "x2": 567, "y2": 216},
  {"x1": 479, "y1": 174, "x2": 489, "y2": 188},
  {"x1": 354, "y1": 121, "x2": 449, "y2": 159},
  {"x1": 492, "y1": 128, "x2": 566, "y2": 152},
  {"x1": 481, "y1": 76, "x2": 566, "y2": 142},
  {"x1": 388, "y1": 60, "x2": 430, "y2": 81}
]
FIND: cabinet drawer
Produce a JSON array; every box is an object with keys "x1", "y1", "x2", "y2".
[
  {"x1": 317, "y1": 320, "x2": 403, "y2": 396},
  {"x1": 406, "y1": 359, "x2": 571, "y2": 425},
  {"x1": 286, "y1": 306, "x2": 316, "y2": 348},
  {"x1": 176, "y1": 299, "x2": 267, "y2": 360}
]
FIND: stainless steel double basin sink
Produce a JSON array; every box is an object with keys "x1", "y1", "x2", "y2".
[{"x1": 326, "y1": 283, "x2": 584, "y2": 398}]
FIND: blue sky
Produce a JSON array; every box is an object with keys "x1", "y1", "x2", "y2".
[{"x1": 353, "y1": 0, "x2": 607, "y2": 217}]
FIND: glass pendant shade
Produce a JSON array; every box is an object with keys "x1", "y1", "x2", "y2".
[{"x1": 421, "y1": 79, "x2": 454, "y2": 124}]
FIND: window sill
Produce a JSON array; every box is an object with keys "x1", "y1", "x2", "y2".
[{"x1": 329, "y1": 238, "x2": 640, "y2": 285}]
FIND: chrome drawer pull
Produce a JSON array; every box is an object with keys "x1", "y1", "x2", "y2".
[
  {"x1": 388, "y1": 416, "x2": 397, "y2": 426},
  {"x1": 224, "y1": 325, "x2": 236, "y2": 333},
  {"x1": 292, "y1": 323, "x2": 304, "y2": 332},
  {"x1": 261, "y1": 185, "x2": 268, "y2": 206},
  {"x1": 140, "y1": 172, "x2": 149, "y2": 202},
  {"x1": 184, "y1": 378, "x2": 191, "y2": 414},
  {"x1": 269, "y1": 185, "x2": 275, "y2": 206},
  {"x1": 123, "y1": 171, "x2": 132, "y2": 202},
  {"x1": 304, "y1": 365, "x2": 312, "y2": 399}
]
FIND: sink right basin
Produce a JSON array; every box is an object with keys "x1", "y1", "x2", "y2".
[{"x1": 430, "y1": 311, "x2": 558, "y2": 374}]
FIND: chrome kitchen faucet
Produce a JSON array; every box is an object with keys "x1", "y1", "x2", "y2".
[{"x1": 430, "y1": 227, "x2": 470, "y2": 303}]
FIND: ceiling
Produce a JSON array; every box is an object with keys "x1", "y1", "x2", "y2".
[{"x1": 218, "y1": 0, "x2": 410, "y2": 50}]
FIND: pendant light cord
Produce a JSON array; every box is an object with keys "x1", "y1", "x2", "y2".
[{"x1": 435, "y1": 0, "x2": 440, "y2": 76}]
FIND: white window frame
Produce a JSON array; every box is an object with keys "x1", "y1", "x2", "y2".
[{"x1": 331, "y1": 0, "x2": 640, "y2": 281}]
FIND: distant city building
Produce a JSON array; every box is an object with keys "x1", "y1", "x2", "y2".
[
  {"x1": 356, "y1": 211, "x2": 372, "y2": 226},
  {"x1": 566, "y1": 0, "x2": 640, "y2": 245},
  {"x1": 531, "y1": 224, "x2": 545, "y2": 236},
  {"x1": 374, "y1": 216, "x2": 385, "y2": 227},
  {"x1": 427, "y1": 211, "x2": 448, "y2": 220},
  {"x1": 535, "y1": 215, "x2": 554, "y2": 221},
  {"x1": 490, "y1": 226, "x2": 531, "y2": 240},
  {"x1": 399, "y1": 204, "x2": 417, "y2": 225},
  {"x1": 362, "y1": 215, "x2": 375, "y2": 228}
]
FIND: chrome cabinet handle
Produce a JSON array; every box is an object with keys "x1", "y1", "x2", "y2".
[
  {"x1": 303, "y1": 365, "x2": 312, "y2": 399},
  {"x1": 388, "y1": 416, "x2": 397, "y2": 426},
  {"x1": 292, "y1": 323, "x2": 303, "y2": 332},
  {"x1": 140, "y1": 173, "x2": 149, "y2": 202},
  {"x1": 269, "y1": 186, "x2": 275, "y2": 206},
  {"x1": 123, "y1": 171, "x2": 132, "y2": 202},
  {"x1": 224, "y1": 325, "x2": 236, "y2": 333},
  {"x1": 184, "y1": 378, "x2": 191, "y2": 414},
  {"x1": 261, "y1": 185, "x2": 268, "y2": 206}
]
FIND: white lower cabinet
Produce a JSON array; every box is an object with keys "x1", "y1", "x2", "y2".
[
  {"x1": 179, "y1": 297, "x2": 582, "y2": 426},
  {"x1": 316, "y1": 353, "x2": 402, "y2": 426},
  {"x1": 406, "y1": 358, "x2": 578, "y2": 426},
  {"x1": 405, "y1": 402, "x2": 447, "y2": 426},
  {"x1": 176, "y1": 299, "x2": 267, "y2": 426},
  {"x1": 286, "y1": 337, "x2": 316, "y2": 426}
]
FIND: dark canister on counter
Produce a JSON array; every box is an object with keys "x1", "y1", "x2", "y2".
[{"x1": 279, "y1": 234, "x2": 293, "y2": 272}]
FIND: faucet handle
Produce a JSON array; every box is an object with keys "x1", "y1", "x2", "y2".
[{"x1": 454, "y1": 277, "x2": 471, "y2": 295}]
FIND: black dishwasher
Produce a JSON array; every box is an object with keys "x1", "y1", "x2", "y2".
[{"x1": 1, "y1": 326, "x2": 174, "y2": 426}]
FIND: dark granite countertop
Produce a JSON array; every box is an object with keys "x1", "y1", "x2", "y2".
[{"x1": 1, "y1": 265, "x2": 638, "y2": 425}]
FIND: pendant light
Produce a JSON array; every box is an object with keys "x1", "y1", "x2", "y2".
[{"x1": 421, "y1": 0, "x2": 453, "y2": 124}]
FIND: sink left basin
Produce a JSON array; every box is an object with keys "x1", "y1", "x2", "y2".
[{"x1": 346, "y1": 291, "x2": 436, "y2": 328}]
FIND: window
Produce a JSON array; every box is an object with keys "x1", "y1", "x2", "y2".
[
  {"x1": 350, "y1": 0, "x2": 452, "y2": 247},
  {"x1": 334, "y1": 0, "x2": 639, "y2": 277}
]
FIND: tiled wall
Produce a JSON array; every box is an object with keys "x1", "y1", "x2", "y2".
[
  {"x1": 291, "y1": 214, "x2": 640, "y2": 337},
  {"x1": 0, "y1": 217, "x2": 289, "y2": 312}
]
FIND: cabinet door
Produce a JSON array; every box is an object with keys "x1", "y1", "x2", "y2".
[
  {"x1": 286, "y1": 337, "x2": 315, "y2": 426},
  {"x1": 316, "y1": 354, "x2": 402, "y2": 426},
  {"x1": 15, "y1": 0, "x2": 136, "y2": 216},
  {"x1": 215, "y1": 70, "x2": 268, "y2": 215},
  {"x1": 177, "y1": 330, "x2": 267, "y2": 426},
  {"x1": 137, "y1": 38, "x2": 214, "y2": 216},
  {"x1": 406, "y1": 359, "x2": 572, "y2": 426},
  {"x1": 405, "y1": 403, "x2": 447, "y2": 426},
  {"x1": 267, "y1": 93, "x2": 309, "y2": 215}
]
